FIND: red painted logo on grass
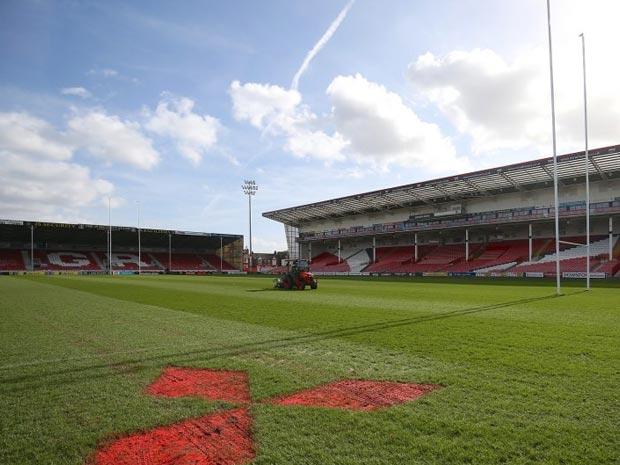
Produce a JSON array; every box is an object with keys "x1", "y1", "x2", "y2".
[
  {"x1": 89, "y1": 367, "x2": 441, "y2": 465},
  {"x1": 145, "y1": 367, "x2": 251, "y2": 404},
  {"x1": 267, "y1": 379, "x2": 440, "y2": 411}
]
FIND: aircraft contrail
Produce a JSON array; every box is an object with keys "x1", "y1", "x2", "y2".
[{"x1": 291, "y1": 0, "x2": 356, "y2": 91}]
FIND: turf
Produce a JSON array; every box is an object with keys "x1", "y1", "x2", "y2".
[{"x1": 1, "y1": 274, "x2": 619, "y2": 464}]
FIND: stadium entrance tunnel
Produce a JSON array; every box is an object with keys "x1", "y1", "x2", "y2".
[{"x1": 88, "y1": 367, "x2": 442, "y2": 465}]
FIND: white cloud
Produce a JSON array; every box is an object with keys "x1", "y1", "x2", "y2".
[
  {"x1": 230, "y1": 80, "x2": 346, "y2": 162},
  {"x1": 0, "y1": 111, "x2": 114, "y2": 221},
  {"x1": 409, "y1": 49, "x2": 550, "y2": 155},
  {"x1": 284, "y1": 128, "x2": 348, "y2": 161},
  {"x1": 61, "y1": 87, "x2": 92, "y2": 98},
  {"x1": 145, "y1": 94, "x2": 220, "y2": 165},
  {"x1": 327, "y1": 74, "x2": 468, "y2": 171},
  {"x1": 409, "y1": 32, "x2": 620, "y2": 156},
  {"x1": 101, "y1": 68, "x2": 118, "y2": 78},
  {"x1": 87, "y1": 68, "x2": 139, "y2": 83},
  {"x1": 230, "y1": 75, "x2": 469, "y2": 171},
  {"x1": 87, "y1": 68, "x2": 119, "y2": 78},
  {"x1": 0, "y1": 152, "x2": 113, "y2": 208},
  {"x1": 100, "y1": 196, "x2": 126, "y2": 209},
  {"x1": 67, "y1": 111, "x2": 160, "y2": 169},
  {"x1": 0, "y1": 112, "x2": 73, "y2": 160},
  {"x1": 230, "y1": 80, "x2": 301, "y2": 129}
]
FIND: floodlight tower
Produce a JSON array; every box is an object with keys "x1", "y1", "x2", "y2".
[{"x1": 242, "y1": 180, "x2": 258, "y2": 272}]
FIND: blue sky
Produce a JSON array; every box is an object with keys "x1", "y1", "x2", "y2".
[{"x1": 1, "y1": 0, "x2": 619, "y2": 251}]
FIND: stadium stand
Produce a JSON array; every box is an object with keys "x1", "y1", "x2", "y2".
[
  {"x1": 0, "y1": 220, "x2": 243, "y2": 274},
  {"x1": 339, "y1": 246, "x2": 371, "y2": 272},
  {"x1": 0, "y1": 249, "x2": 26, "y2": 271},
  {"x1": 306, "y1": 236, "x2": 618, "y2": 275},
  {"x1": 512, "y1": 236, "x2": 616, "y2": 273},
  {"x1": 0, "y1": 250, "x2": 239, "y2": 272},
  {"x1": 445, "y1": 238, "x2": 579, "y2": 273},
  {"x1": 595, "y1": 238, "x2": 620, "y2": 276},
  {"x1": 397, "y1": 243, "x2": 482, "y2": 273},
  {"x1": 92, "y1": 252, "x2": 161, "y2": 271},
  {"x1": 32, "y1": 250, "x2": 102, "y2": 271},
  {"x1": 597, "y1": 259, "x2": 620, "y2": 277},
  {"x1": 365, "y1": 246, "x2": 413, "y2": 273},
  {"x1": 512, "y1": 257, "x2": 596, "y2": 274},
  {"x1": 308, "y1": 247, "x2": 372, "y2": 273},
  {"x1": 266, "y1": 145, "x2": 620, "y2": 279},
  {"x1": 151, "y1": 252, "x2": 209, "y2": 271},
  {"x1": 204, "y1": 254, "x2": 237, "y2": 271},
  {"x1": 309, "y1": 252, "x2": 351, "y2": 272},
  {"x1": 347, "y1": 244, "x2": 454, "y2": 274},
  {"x1": 149, "y1": 253, "x2": 238, "y2": 272}
]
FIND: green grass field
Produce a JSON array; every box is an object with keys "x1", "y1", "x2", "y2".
[{"x1": 1, "y1": 275, "x2": 619, "y2": 465}]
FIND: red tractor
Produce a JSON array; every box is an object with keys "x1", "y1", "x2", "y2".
[{"x1": 274, "y1": 260, "x2": 318, "y2": 290}]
